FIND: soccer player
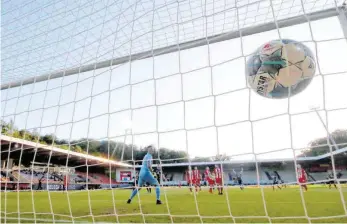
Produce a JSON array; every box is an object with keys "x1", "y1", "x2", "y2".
[
  {"x1": 233, "y1": 168, "x2": 244, "y2": 190},
  {"x1": 146, "y1": 182, "x2": 152, "y2": 193},
  {"x1": 204, "y1": 167, "x2": 215, "y2": 193},
  {"x1": 147, "y1": 170, "x2": 158, "y2": 193},
  {"x1": 127, "y1": 145, "x2": 162, "y2": 204},
  {"x1": 193, "y1": 166, "x2": 201, "y2": 192},
  {"x1": 131, "y1": 172, "x2": 139, "y2": 190},
  {"x1": 326, "y1": 171, "x2": 337, "y2": 189},
  {"x1": 214, "y1": 165, "x2": 223, "y2": 195},
  {"x1": 274, "y1": 171, "x2": 286, "y2": 188},
  {"x1": 37, "y1": 171, "x2": 47, "y2": 190},
  {"x1": 185, "y1": 167, "x2": 194, "y2": 192},
  {"x1": 37, "y1": 175, "x2": 44, "y2": 190},
  {"x1": 156, "y1": 164, "x2": 166, "y2": 184},
  {"x1": 272, "y1": 173, "x2": 282, "y2": 191},
  {"x1": 155, "y1": 165, "x2": 161, "y2": 184},
  {"x1": 63, "y1": 173, "x2": 69, "y2": 191},
  {"x1": 278, "y1": 176, "x2": 287, "y2": 188},
  {"x1": 152, "y1": 170, "x2": 158, "y2": 180},
  {"x1": 296, "y1": 164, "x2": 308, "y2": 191}
]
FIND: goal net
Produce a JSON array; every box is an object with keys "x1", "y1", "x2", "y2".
[{"x1": 1, "y1": 0, "x2": 347, "y2": 223}]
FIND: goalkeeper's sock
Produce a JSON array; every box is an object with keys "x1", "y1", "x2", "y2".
[
  {"x1": 129, "y1": 188, "x2": 138, "y2": 200},
  {"x1": 155, "y1": 186, "x2": 160, "y2": 200}
]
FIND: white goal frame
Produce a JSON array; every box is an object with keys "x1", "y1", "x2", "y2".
[{"x1": 1, "y1": 1, "x2": 347, "y2": 223}]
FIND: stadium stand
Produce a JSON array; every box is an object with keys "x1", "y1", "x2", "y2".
[
  {"x1": 157, "y1": 147, "x2": 347, "y2": 186},
  {"x1": 1, "y1": 135, "x2": 131, "y2": 190},
  {"x1": 11, "y1": 171, "x2": 29, "y2": 183},
  {"x1": 91, "y1": 173, "x2": 118, "y2": 184},
  {"x1": 1, "y1": 134, "x2": 347, "y2": 190}
]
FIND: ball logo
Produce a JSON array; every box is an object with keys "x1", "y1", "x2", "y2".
[
  {"x1": 263, "y1": 43, "x2": 271, "y2": 49},
  {"x1": 262, "y1": 43, "x2": 275, "y2": 54},
  {"x1": 256, "y1": 75, "x2": 268, "y2": 95}
]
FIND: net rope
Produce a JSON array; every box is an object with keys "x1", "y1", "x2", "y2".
[
  {"x1": 2, "y1": 0, "x2": 345, "y2": 84},
  {"x1": 1, "y1": 0, "x2": 347, "y2": 223}
]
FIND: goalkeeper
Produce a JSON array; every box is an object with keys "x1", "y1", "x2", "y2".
[{"x1": 127, "y1": 145, "x2": 162, "y2": 205}]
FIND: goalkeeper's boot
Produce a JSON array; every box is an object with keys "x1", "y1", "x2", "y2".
[
  {"x1": 156, "y1": 200, "x2": 162, "y2": 205},
  {"x1": 127, "y1": 199, "x2": 131, "y2": 204}
]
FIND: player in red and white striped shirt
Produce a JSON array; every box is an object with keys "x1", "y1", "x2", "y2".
[
  {"x1": 296, "y1": 164, "x2": 308, "y2": 191},
  {"x1": 185, "y1": 167, "x2": 194, "y2": 192},
  {"x1": 204, "y1": 167, "x2": 215, "y2": 193},
  {"x1": 63, "y1": 174, "x2": 69, "y2": 192},
  {"x1": 214, "y1": 164, "x2": 223, "y2": 195},
  {"x1": 193, "y1": 166, "x2": 201, "y2": 192}
]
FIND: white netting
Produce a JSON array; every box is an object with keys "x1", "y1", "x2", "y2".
[{"x1": 1, "y1": 0, "x2": 347, "y2": 223}]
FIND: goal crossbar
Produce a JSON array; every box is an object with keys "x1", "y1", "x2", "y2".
[{"x1": 1, "y1": 6, "x2": 344, "y2": 90}]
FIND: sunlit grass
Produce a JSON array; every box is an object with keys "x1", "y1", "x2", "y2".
[{"x1": 1, "y1": 185, "x2": 347, "y2": 223}]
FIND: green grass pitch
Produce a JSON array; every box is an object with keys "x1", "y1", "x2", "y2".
[{"x1": 1, "y1": 185, "x2": 347, "y2": 223}]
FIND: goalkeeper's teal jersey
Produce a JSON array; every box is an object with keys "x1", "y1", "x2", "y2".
[{"x1": 141, "y1": 153, "x2": 152, "y2": 172}]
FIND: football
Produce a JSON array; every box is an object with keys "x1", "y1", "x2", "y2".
[{"x1": 246, "y1": 39, "x2": 316, "y2": 99}]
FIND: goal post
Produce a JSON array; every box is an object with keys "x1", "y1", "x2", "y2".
[{"x1": 1, "y1": 0, "x2": 347, "y2": 223}]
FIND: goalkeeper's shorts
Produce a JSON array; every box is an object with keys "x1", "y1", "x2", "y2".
[{"x1": 138, "y1": 171, "x2": 159, "y2": 187}]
